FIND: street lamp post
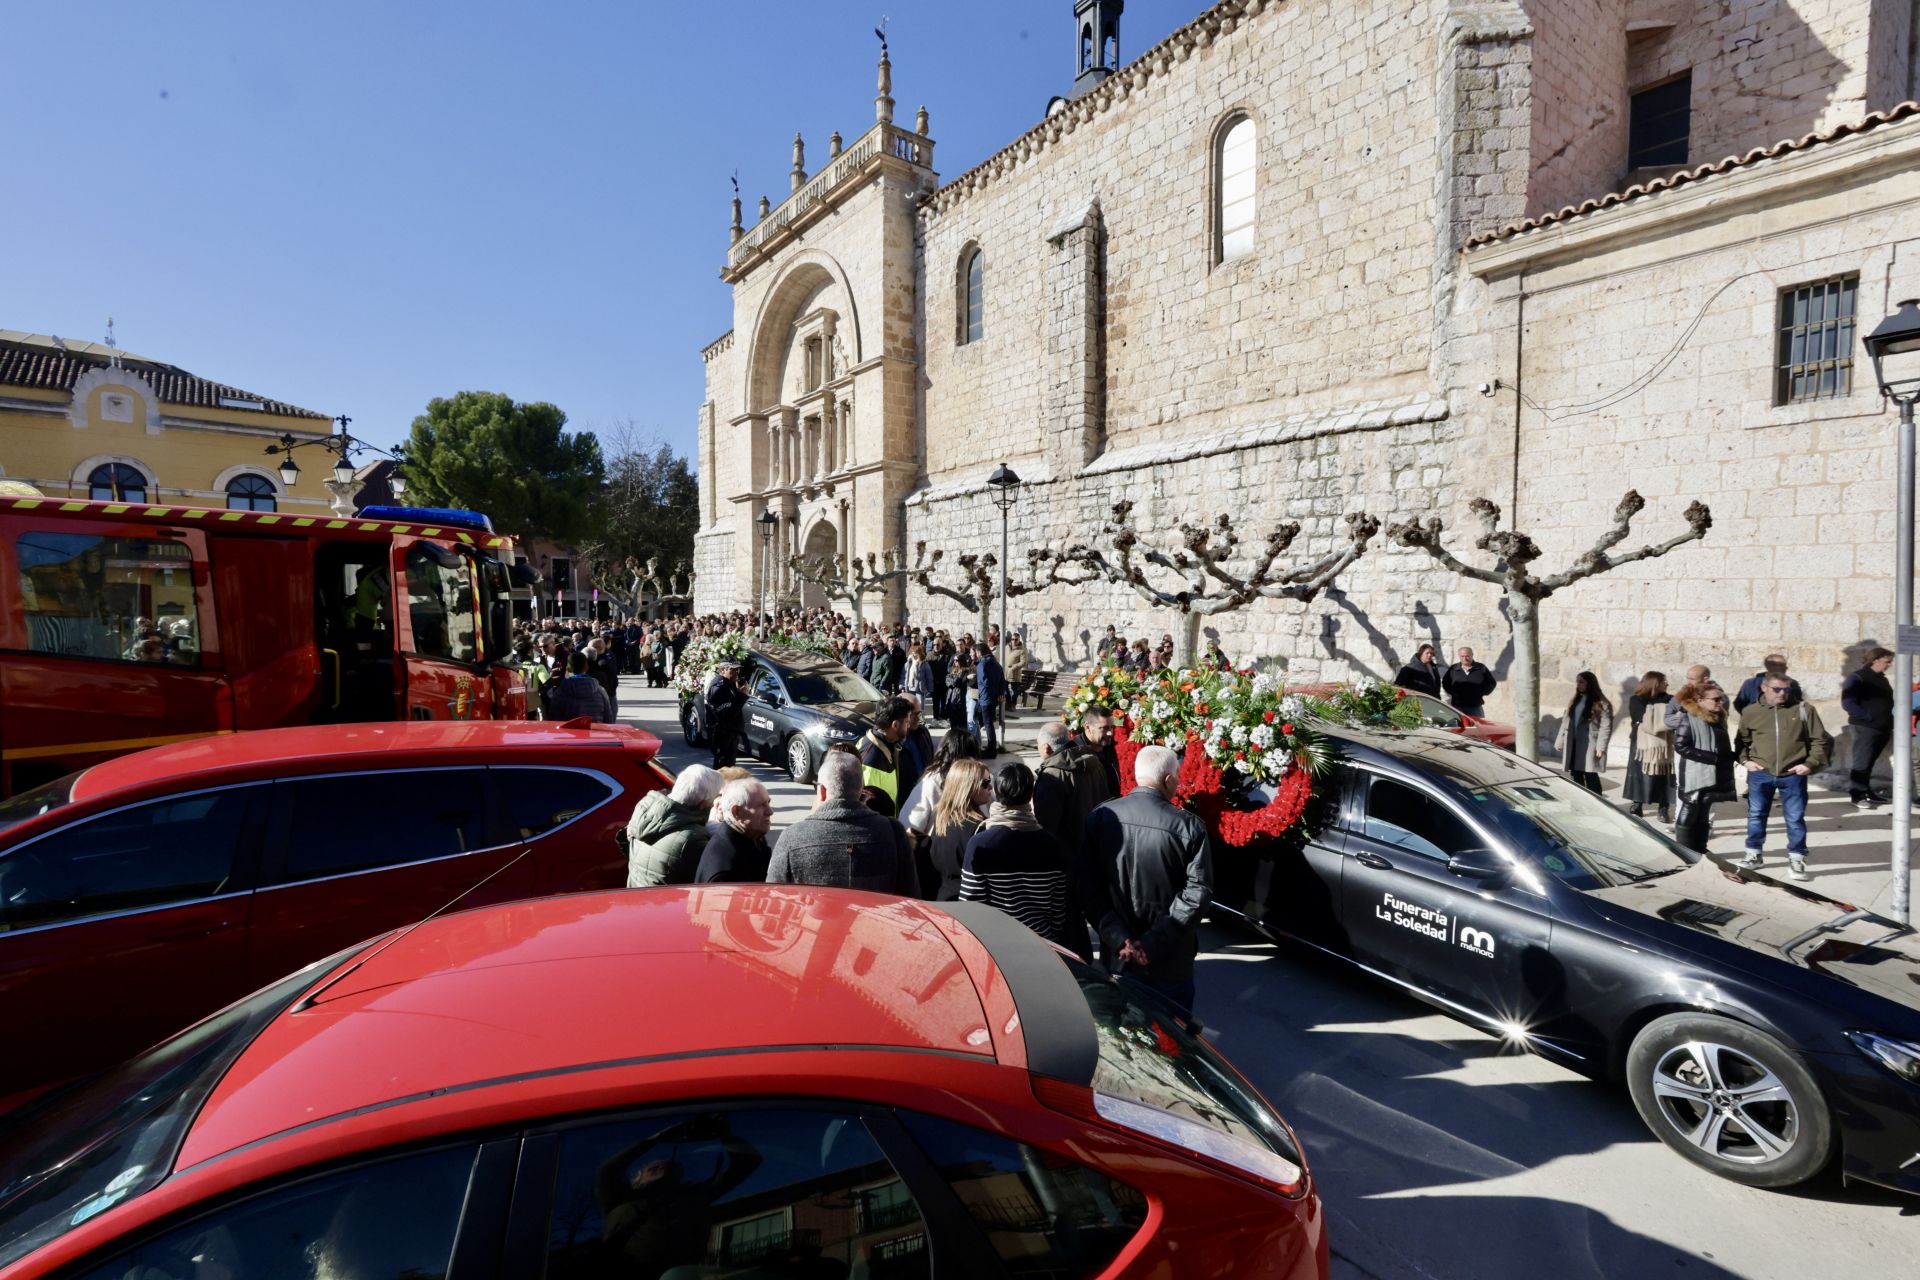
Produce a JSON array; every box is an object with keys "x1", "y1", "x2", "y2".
[
  {"x1": 986, "y1": 463, "x2": 1022, "y2": 668},
  {"x1": 264, "y1": 414, "x2": 410, "y2": 514},
  {"x1": 1863, "y1": 297, "x2": 1920, "y2": 925},
  {"x1": 756, "y1": 508, "x2": 778, "y2": 634}
]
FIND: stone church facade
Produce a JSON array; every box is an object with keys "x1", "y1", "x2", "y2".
[{"x1": 696, "y1": 0, "x2": 1920, "y2": 725}]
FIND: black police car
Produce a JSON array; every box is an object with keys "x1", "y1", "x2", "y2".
[
  {"x1": 680, "y1": 646, "x2": 883, "y2": 783},
  {"x1": 1215, "y1": 724, "x2": 1920, "y2": 1194}
]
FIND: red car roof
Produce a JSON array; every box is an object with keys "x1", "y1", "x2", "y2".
[
  {"x1": 176, "y1": 887, "x2": 995, "y2": 1169},
  {"x1": 69, "y1": 720, "x2": 660, "y2": 802}
]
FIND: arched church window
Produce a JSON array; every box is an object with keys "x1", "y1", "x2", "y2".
[
  {"x1": 88, "y1": 462, "x2": 148, "y2": 503},
  {"x1": 1216, "y1": 115, "x2": 1257, "y2": 263},
  {"x1": 959, "y1": 248, "x2": 984, "y2": 346},
  {"x1": 225, "y1": 473, "x2": 277, "y2": 512}
]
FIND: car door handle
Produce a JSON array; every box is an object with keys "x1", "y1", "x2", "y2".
[
  {"x1": 146, "y1": 919, "x2": 236, "y2": 944},
  {"x1": 1353, "y1": 851, "x2": 1393, "y2": 871}
]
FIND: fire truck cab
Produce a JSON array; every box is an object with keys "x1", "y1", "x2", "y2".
[{"x1": 0, "y1": 496, "x2": 530, "y2": 794}]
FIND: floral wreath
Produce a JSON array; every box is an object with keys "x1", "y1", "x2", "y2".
[
  {"x1": 673, "y1": 629, "x2": 838, "y2": 697},
  {"x1": 1065, "y1": 667, "x2": 1423, "y2": 847}
]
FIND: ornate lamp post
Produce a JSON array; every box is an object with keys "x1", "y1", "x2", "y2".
[
  {"x1": 756, "y1": 508, "x2": 778, "y2": 632},
  {"x1": 1863, "y1": 298, "x2": 1920, "y2": 924},
  {"x1": 264, "y1": 414, "x2": 410, "y2": 515},
  {"x1": 986, "y1": 463, "x2": 1022, "y2": 667}
]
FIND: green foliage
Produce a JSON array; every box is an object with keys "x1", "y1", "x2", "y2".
[
  {"x1": 575, "y1": 431, "x2": 700, "y2": 614},
  {"x1": 404, "y1": 391, "x2": 605, "y2": 542}
]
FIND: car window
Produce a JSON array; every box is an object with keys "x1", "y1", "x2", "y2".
[
  {"x1": 898, "y1": 1110, "x2": 1146, "y2": 1279},
  {"x1": 0, "y1": 946, "x2": 365, "y2": 1270},
  {"x1": 16, "y1": 531, "x2": 204, "y2": 667},
  {"x1": 752, "y1": 671, "x2": 781, "y2": 702},
  {"x1": 404, "y1": 544, "x2": 478, "y2": 664},
  {"x1": 784, "y1": 668, "x2": 882, "y2": 705},
  {"x1": 1413, "y1": 694, "x2": 1463, "y2": 728},
  {"x1": 491, "y1": 766, "x2": 615, "y2": 841},
  {"x1": 275, "y1": 769, "x2": 488, "y2": 883},
  {"x1": 1360, "y1": 776, "x2": 1479, "y2": 861},
  {"x1": 1061, "y1": 955, "x2": 1302, "y2": 1174},
  {"x1": 70, "y1": 1144, "x2": 476, "y2": 1280},
  {"x1": 542, "y1": 1109, "x2": 929, "y2": 1280},
  {"x1": 1468, "y1": 773, "x2": 1697, "y2": 888},
  {"x1": 0, "y1": 788, "x2": 252, "y2": 930},
  {"x1": 0, "y1": 771, "x2": 82, "y2": 837}
]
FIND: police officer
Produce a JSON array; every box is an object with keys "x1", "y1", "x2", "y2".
[{"x1": 706, "y1": 661, "x2": 746, "y2": 769}]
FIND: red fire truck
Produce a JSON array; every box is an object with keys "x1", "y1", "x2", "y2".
[{"x1": 0, "y1": 495, "x2": 531, "y2": 795}]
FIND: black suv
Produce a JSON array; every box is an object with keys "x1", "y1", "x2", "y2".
[
  {"x1": 1216, "y1": 724, "x2": 1920, "y2": 1195},
  {"x1": 680, "y1": 647, "x2": 883, "y2": 783}
]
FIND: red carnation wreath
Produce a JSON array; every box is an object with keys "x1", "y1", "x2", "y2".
[{"x1": 1112, "y1": 725, "x2": 1312, "y2": 847}]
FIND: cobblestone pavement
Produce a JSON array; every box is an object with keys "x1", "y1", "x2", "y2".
[{"x1": 614, "y1": 675, "x2": 1919, "y2": 1278}]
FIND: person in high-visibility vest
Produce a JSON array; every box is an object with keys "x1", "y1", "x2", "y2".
[{"x1": 860, "y1": 696, "x2": 919, "y2": 809}]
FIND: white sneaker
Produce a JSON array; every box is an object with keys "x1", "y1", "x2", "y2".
[
  {"x1": 1737, "y1": 851, "x2": 1764, "y2": 870},
  {"x1": 1787, "y1": 858, "x2": 1810, "y2": 882}
]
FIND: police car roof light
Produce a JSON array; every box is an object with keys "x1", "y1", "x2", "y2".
[{"x1": 361, "y1": 505, "x2": 496, "y2": 533}]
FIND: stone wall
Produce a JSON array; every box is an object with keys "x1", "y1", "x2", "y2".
[
  {"x1": 915, "y1": 0, "x2": 1448, "y2": 490},
  {"x1": 1525, "y1": 0, "x2": 1629, "y2": 216},
  {"x1": 1465, "y1": 114, "x2": 1920, "y2": 732}
]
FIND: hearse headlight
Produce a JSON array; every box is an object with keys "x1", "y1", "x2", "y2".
[{"x1": 1846, "y1": 1031, "x2": 1920, "y2": 1084}]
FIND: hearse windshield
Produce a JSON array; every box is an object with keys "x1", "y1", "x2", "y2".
[
  {"x1": 1465, "y1": 772, "x2": 1698, "y2": 889},
  {"x1": 783, "y1": 668, "x2": 882, "y2": 706}
]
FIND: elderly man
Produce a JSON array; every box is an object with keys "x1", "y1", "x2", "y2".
[
  {"x1": 695, "y1": 776, "x2": 774, "y2": 883},
  {"x1": 626, "y1": 765, "x2": 725, "y2": 887},
  {"x1": 767, "y1": 752, "x2": 918, "y2": 894},
  {"x1": 1087, "y1": 745, "x2": 1212, "y2": 1016}
]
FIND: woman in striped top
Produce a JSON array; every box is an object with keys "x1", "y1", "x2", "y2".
[{"x1": 960, "y1": 761, "x2": 1073, "y2": 950}]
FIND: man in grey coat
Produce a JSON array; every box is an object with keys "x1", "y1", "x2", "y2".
[
  {"x1": 1086, "y1": 744, "x2": 1212, "y2": 1016},
  {"x1": 766, "y1": 751, "x2": 919, "y2": 895}
]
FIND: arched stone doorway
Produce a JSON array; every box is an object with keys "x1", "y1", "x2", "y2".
[{"x1": 798, "y1": 519, "x2": 839, "y2": 610}]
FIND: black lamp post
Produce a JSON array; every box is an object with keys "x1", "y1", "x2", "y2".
[
  {"x1": 986, "y1": 463, "x2": 1022, "y2": 668},
  {"x1": 263, "y1": 414, "x2": 410, "y2": 510},
  {"x1": 757, "y1": 508, "x2": 779, "y2": 631},
  {"x1": 1863, "y1": 298, "x2": 1920, "y2": 924}
]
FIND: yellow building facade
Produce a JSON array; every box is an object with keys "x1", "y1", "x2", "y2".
[{"x1": 0, "y1": 330, "x2": 337, "y2": 512}]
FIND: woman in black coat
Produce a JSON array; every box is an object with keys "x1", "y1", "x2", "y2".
[
  {"x1": 945, "y1": 653, "x2": 975, "y2": 729},
  {"x1": 1394, "y1": 643, "x2": 1444, "y2": 696}
]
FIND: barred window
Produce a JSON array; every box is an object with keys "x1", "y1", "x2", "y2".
[
  {"x1": 1775, "y1": 275, "x2": 1858, "y2": 404},
  {"x1": 1629, "y1": 72, "x2": 1691, "y2": 169},
  {"x1": 1216, "y1": 116, "x2": 1256, "y2": 263}
]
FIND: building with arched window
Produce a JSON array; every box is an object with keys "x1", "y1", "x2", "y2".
[
  {"x1": 0, "y1": 330, "x2": 333, "y2": 513},
  {"x1": 697, "y1": 0, "x2": 1920, "y2": 728}
]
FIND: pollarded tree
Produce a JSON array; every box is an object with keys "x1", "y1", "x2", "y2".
[
  {"x1": 1388, "y1": 491, "x2": 1712, "y2": 761},
  {"x1": 639, "y1": 557, "x2": 695, "y2": 620},
  {"x1": 789, "y1": 551, "x2": 909, "y2": 629},
  {"x1": 907, "y1": 542, "x2": 1099, "y2": 642},
  {"x1": 1038, "y1": 502, "x2": 1382, "y2": 667}
]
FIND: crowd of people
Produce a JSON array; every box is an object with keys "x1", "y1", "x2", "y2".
[{"x1": 626, "y1": 700, "x2": 1212, "y2": 1017}]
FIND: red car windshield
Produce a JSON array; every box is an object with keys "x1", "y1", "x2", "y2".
[
  {"x1": 0, "y1": 772, "x2": 81, "y2": 837},
  {"x1": 0, "y1": 945, "x2": 367, "y2": 1268}
]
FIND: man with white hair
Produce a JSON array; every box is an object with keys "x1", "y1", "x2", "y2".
[
  {"x1": 1085, "y1": 744, "x2": 1212, "y2": 1015},
  {"x1": 626, "y1": 765, "x2": 725, "y2": 887},
  {"x1": 767, "y1": 751, "x2": 918, "y2": 894},
  {"x1": 695, "y1": 776, "x2": 774, "y2": 883}
]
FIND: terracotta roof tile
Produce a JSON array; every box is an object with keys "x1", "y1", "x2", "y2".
[
  {"x1": 1465, "y1": 100, "x2": 1920, "y2": 250},
  {"x1": 0, "y1": 337, "x2": 329, "y2": 419}
]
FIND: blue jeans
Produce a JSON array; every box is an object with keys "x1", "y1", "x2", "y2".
[
  {"x1": 975, "y1": 696, "x2": 998, "y2": 753},
  {"x1": 1746, "y1": 770, "x2": 1809, "y2": 856}
]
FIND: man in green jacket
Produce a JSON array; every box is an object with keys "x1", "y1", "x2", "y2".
[
  {"x1": 626, "y1": 765, "x2": 726, "y2": 886},
  {"x1": 1732, "y1": 675, "x2": 1830, "y2": 881}
]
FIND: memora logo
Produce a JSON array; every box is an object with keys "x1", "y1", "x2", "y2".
[{"x1": 1458, "y1": 925, "x2": 1496, "y2": 957}]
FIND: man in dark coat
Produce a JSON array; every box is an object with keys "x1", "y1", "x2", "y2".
[
  {"x1": 1442, "y1": 646, "x2": 1496, "y2": 717},
  {"x1": 696, "y1": 777, "x2": 773, "y2": 882},
  {"x1": 975, "y1": 645, "x2": 1007, "y2": 756},
  {"x1": 1033, "y1": 722, "x2": 1111, "y2": 960},
  {"x1": 1087, "y1": 744, "x2": 1212, "y2": 1016},
  {"x1": 547, "y1": 652, "x2": 616, "y2": 723},
  {"x1": 705, "y1": 662, "x2": 745, "y2": 769},
  {"x1": 1841, "y1": 647, "x2": 1896, "y2": 807},
  {"x1": 1076, "y1": 705, "x2": 1123, "y2": 796}
]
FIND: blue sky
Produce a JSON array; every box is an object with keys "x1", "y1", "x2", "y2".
[{"x1": 2, "y1": 1, "x2": 1196, "y2": 462}]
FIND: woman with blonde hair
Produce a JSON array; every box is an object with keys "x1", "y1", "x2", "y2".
[{"x1": 924, "y1": 757, "x2": 992, "y2": 901}]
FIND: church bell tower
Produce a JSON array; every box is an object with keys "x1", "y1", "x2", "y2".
[{"x1": 1071, "y1": 0, "x2": 1124, "y2": 98}]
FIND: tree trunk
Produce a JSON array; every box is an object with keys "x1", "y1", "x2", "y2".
[
  {"x1": 1509, "y1": 592, "x2": 1542, "y2": 762},
  {"x1": 847, "y1": 594, "x2": 865, "y2": 629},
  {"x1": 1174, "y1": 613, "x2": 1202, "y2": 669}
]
